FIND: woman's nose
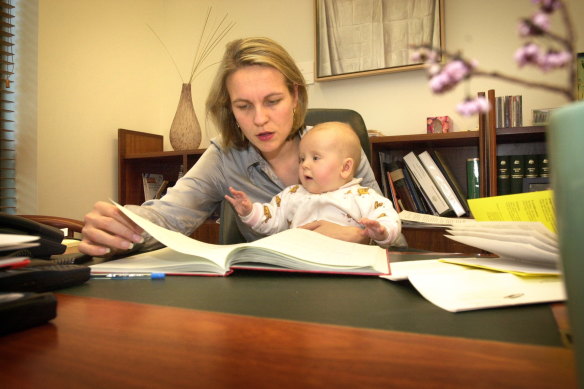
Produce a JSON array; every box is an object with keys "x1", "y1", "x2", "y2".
[{"x1": 253, "y1": 107, "x2": 269, "y2": 126}]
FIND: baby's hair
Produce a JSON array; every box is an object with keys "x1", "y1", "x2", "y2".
[{"x1": 309, "y1": 121, "x2": 362, "y2": 171}]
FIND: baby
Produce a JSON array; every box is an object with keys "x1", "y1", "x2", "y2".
[{"x1": 225, "y1": 121, "x2": 401, "y2": 246}]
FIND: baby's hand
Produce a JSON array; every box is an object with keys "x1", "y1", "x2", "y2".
[
  {"x1": 225, "y1": 187, "x2": 253, "y2": 217},
  {"x1": 359, "y1": 218, "x2": 388, "y2": 242}
]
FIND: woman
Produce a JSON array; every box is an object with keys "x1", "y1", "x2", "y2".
[{"x1": 79, "y1": 37, "x2": 383, "y2": 257}]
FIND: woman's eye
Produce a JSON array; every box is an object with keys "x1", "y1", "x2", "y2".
[
  {"x1": 266, "y1": 99, "x2": 281, "y2": 106},
  {"x1": 234, "y1": 103, "x2": 250, "y2": 111}
]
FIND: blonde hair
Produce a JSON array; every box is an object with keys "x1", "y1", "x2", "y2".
[{"x1": 206, "y1": 37, "x2": 308, "y2": 149}]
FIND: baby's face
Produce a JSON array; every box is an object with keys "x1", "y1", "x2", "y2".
[{"x1": 298, "y1": 130, "x2": 348, "y2": 194}]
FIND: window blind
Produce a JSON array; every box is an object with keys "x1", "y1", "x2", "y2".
[{"x1": 0, "y1": 0, "x2": 15, "y2": 214}]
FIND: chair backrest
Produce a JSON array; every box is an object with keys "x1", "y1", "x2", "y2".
[{"x1": 219, "y1": 108, "x2": 372, "y2": 245}]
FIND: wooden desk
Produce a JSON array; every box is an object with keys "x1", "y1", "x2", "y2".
[{"x1": 0, "y1": 294, "x2": 576, "y2": 389}]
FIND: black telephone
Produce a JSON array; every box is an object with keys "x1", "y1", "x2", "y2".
[{"x1": 0, "y1": 214, "x2": 67, "y2": 258}]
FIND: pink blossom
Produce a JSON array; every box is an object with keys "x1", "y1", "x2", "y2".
[
  {"x1": 428, "y1": 60, "x2": 473, "y2": 93},
  {"x1": 514, "y1": 43, "x2": 542, "y2": 67},
  {"x1": 443, "y1": 60, "x2": 472, "y2": 82},
  {"x1": 538, "y1": 50, "x2": 572, "y2": 71},
  {"x1": 532, "y1": 12, "x2": 550, "y2": 31},
  {"x1": 456, "y1": 97, "x2": 490, "y2": 117},
  {"x1": 532, "y1": 0, "x2": 561, "y2": 13}
]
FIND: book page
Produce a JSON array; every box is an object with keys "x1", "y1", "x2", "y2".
[
  {"x1": 238, "y1": 228, "x2": 388, "y2": 271},
  {"x1": 445, "y1": 235, "x2": 558, "y2": 265},
  {"x1": 446, "y1": 230, "x2": 557, "y2": 254},
  {"x1": 467, "y1": 190, "x2": 556, "y2": 232},
  {"x1": 407, "y1": 271, "x2": 565, "y2": 312},
  {"x1": 91, "y1": 246, "x2": 227, "y2": 274},
  {"x1": 381, "y1": 259, "x2": 471, "y2": 281},
  {"x1": 439, "y1": 257, "x2": 560, "y2": 276},
  {"x1": 398, "y1": 210, "x2": 477, "y2": 226},
  {"x1": 114, "y1": 201, "x2": 237, "y2": 270}
]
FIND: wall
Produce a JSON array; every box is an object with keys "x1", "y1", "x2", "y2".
[{"x1": 27, "y1": 0, "x2": 584, "y2": 220}]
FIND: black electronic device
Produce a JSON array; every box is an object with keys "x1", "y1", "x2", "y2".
[
  {"x1": 0, "y1": 214, "x2": 66, "y2": 258},
  {"x1": 0, "y1": 264, "x2": 91, "y2": 293},
  {"x1": 0, "y1": 292, "x2": 57, "y2": 335}
]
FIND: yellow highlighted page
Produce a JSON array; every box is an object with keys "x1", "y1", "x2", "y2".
[{"x1": 468, "y1": 190, "x2": 556, "y2": 232}]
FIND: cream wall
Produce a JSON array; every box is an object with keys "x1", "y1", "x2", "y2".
[{"x1": 27, "y1": 0, "x2": 583, "y2": 220}]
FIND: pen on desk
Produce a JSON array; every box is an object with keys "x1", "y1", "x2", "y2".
[{"x1": 91, "y1": 273, "x2": 166, "y2": 280}]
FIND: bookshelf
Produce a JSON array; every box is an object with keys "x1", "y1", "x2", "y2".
[
  {"x1": 369, "y1": 90, "x2": 547, "y2": 252},
  {"x1": 118, "y1": 129, "x2": 219, "y2": 243}
]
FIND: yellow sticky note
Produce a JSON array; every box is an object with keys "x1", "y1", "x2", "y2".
[{"x1": 468, "y1": 190, "x2": 556, "y2": 233}]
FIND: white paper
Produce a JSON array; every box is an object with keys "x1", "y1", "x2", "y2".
[{"x1": 407, "y1": 271, "x2": 565, "y2": 312}]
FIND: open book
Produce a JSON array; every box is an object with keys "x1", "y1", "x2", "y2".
[{"x1": 89, "y1": 202, "x2": 389, "y2": 276}]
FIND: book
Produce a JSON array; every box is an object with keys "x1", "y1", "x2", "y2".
[
  {"x1": 398, "y1": 210, "x2": 478, "y2": 227},
  {"x1": 388, "y1": 161, "x2": 417, "y2": 212},
  {"x1": 381, "y1": 162, "x2": 399, "y2": 210},
  {"x1": 430, "y1": 150, "x2": 470, "y2": 216},
  {"x1": 418, "y1": 151, "x2": 466, "y2": 217},
  {"x1": 466, "y1": 158, "x2": 480, "y2": 199},
  {"x1": 154, "y1": 180, "x2": 169, "y2": 199},
  {"x1": 142, "y1": 173, "x2": 165, "y2": 201},
  {"x1": 510, "y1": 155, "x2": 525, "y2": 194},
  {"x1": 400, "y1": 161, "x2": 430, "y2": 214},
  {"x1": 378, "y1": 152, "x2": 392, "y2": 198},
  {"x1": 90, "y1": 202, "x2": 390, "y2": 277},
  {"x1": 385, "y1": 169, "x2": 402, "y2": 212},
  {"x1": 525, "y1": 155, "x2": 538, "y2": 180},
  {"x1": 497, "y1": 156, "x2": 511, "y2": 195},
  {"x1": 402, "y1": 152, "x2": 452, "y2": 216},
  {"x1": 537, "y1": 154, "x2": 549, "y2": 177}
]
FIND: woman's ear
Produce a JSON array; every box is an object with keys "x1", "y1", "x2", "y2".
[{"x1": 341, "y1": 158, "x2": 354, "y2": 179}]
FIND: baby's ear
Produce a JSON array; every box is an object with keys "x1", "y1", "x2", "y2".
[{"x1": 341, "y1": 158, "x2": 354, "y2": 179}]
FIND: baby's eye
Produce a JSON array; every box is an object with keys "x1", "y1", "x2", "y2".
[{"x1": 312, "y1": 156, "x2": 320, "y2": 161}]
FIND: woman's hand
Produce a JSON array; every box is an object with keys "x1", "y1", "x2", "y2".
[
  {"x1": 78, "y1": 201, "x2": 145, "y2": 256},
  {"x1": 299, "y1": 220, "x2": 370, "y2": 244}
]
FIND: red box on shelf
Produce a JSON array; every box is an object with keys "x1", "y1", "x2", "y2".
[{"x1": 427, "y1": 116, "x2": 452, "y2": 133}]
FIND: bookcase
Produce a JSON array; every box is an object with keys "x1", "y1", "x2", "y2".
[
  {"x1": 118, "y1": 129, "x2": 219, "y2": 243},
  {"x1": 370, "y1": 89, "x2": 547, "y2": 252}
]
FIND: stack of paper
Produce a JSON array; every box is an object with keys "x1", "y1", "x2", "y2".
[
  {"x1": 382, "y1": 257, "x2": 565, "y2": 312},
  {"x1": 0, "y1": 234, "x2": 39, "y2": 254},
  {"x1": 444, "y1": 221, "x2": 559, "y2": 276}
]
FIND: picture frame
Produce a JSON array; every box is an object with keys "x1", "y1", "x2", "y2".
[{"x1": 315, "y1": 0, "x2": 445, "y2": 82}]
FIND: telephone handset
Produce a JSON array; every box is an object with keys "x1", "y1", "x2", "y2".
[{"x1": 0, "y1": 214, "x2": 66, "y2": 258}]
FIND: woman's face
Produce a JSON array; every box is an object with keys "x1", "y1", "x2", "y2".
[{"x1": 226, "y1": 65, "x2": 298, "y2": 159}]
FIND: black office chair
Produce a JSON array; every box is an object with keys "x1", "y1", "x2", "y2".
[{"x1": 218, "y1": 108, "x2": 373, "y2": 245}]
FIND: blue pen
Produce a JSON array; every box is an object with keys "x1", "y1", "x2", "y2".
[{"x1": 91, "y1": 273, "x2": 166, "y2": 280}]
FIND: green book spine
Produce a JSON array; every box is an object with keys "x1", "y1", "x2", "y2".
[
  {"x1": 538, "y1": 154, "x2": 550, "y2": 177},
  {"x1": 525, "y1": 155, "x2": 538, "y2": 178},
  {"x1": 497, "y1": 156, "x2": 511, "y2": 195},
  {"x1": 466, "y1": 158, "x2": 480, "y2": 199},
  {"x1": 510, "y1": 155, "x2": 526, "y2": 194}
]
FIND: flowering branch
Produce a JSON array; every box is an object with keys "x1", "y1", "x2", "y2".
[{"x1": 413, "y1": 0, "x2": 576, "y2": 116}]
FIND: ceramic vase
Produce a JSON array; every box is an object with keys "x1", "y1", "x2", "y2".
[
  {"x1": 169, "y1": 83, "x2": 202, "y2": 150},
  {"x1": 548, "y1": 100, "x2": 584, "y2": 384}
]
